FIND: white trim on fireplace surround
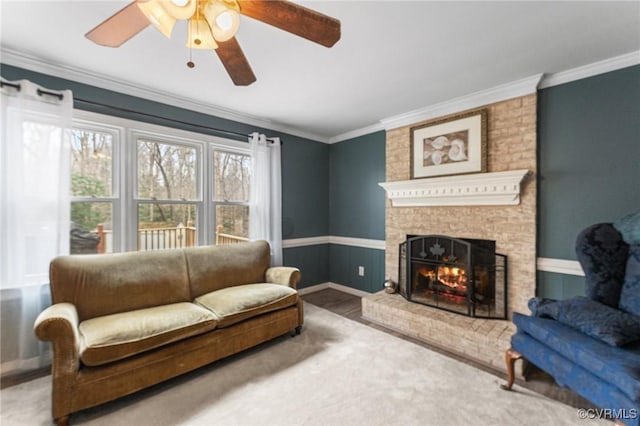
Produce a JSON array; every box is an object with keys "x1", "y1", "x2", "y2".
[{"x1": 378, "y1": 169, "x2": 530, "y2": 207}]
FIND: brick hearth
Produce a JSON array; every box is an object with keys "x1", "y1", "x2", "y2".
[{"x1": 362, "y1": 291, "x2": 520, "y2": 374}]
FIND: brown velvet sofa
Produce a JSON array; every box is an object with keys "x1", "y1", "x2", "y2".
[{"x1": 34, "y1": 240, "x2": 302, "y2": 426}]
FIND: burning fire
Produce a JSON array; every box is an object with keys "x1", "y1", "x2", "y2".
[
  {"x1": 437, "y1": 265, "x2": 467, "y2": 290},
  {"x1": 417, "y1": 265, "x2": 468, "y2": 293}
]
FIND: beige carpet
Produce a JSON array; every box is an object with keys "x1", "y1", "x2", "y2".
[{"x1": 1, "y1": 303, "x2": 606, "y2": 426}]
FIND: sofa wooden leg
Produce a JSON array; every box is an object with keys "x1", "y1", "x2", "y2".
[
  {"x1": 55, "y1": 415, "x2": 70, "y2": 426},
  {"x1": 500, "y1": 348, "x2": 523, "y2": 391},
  {"x1": 290, "y1": 325, "x2": 302, "y2": 337}
]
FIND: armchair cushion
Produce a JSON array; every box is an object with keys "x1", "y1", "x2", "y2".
[
  {"x1": 529, "y1": 296, "x2": 640, "y2": 347},
  {"x1": 513, "y1": 312, "x2": 640, "y2": 402},
  {"x1": 575, "y1": 223, "x2": 629, "y2": 308},
  {"x1": 614, "y1": 211, "x2": 640, "y2": 245},
  {"x1": 620, "y1": 245, "x2": 640, "y2": 316}
]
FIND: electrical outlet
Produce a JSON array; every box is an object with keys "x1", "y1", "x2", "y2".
[{"x1": 358, "y1": 266, "x2": 365, "y2": 276}]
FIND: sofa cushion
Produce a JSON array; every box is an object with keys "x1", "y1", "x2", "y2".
[
  {"x1": 529, "y1": 296, "x2": 640, "y2": 346},
  {"x1": 79, "y1": 302, "x2": 219, "y2": 366},
  {"x1": 195, "y1": 283, "x2": 298, "y2": 328},
  {"x1": 184, "y1": 241, "x2": 271, "y2": 299},
  {"x1": 50, "y1": 250, "x2": 191, "y2": 321},
  {"x1": 575, "y1": 223, "x2": 629, "y2": 308},
  {"x1": 620, "y1": 245, "x2": 640, "y2": 316},
  {"x1": 513, "y1": 312, "x2": 640, "y2": 402}
]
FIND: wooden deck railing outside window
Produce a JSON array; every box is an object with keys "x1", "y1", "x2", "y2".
[{"x1": 94, "y1": 224, "x2": 247, "y2": 253}]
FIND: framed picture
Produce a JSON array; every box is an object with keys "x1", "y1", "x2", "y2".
[{"x1": 410, "y1": 109, "x2": 487, "y2": 179}]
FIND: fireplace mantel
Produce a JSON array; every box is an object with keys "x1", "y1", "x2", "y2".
[{"x1": 378, "y1": 169, "x2": 529, "y2": 207}]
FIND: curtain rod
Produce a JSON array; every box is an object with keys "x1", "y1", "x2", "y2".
[
  {"x1": 1, "y1": 80, "x2": 65, "y2": 100},
  {"x1": 73, "y1": 97, "x2": 282, "y2": 145}
]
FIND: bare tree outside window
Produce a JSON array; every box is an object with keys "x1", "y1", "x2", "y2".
[
  {"x1": 69, "y1": 129, "x2": 114, "y2": 254},
  {"x1": 213, "y1": 151, "x2": 251, "y2": 243},
  {"x1": 136, "y1": 140, "x2": 198, "y2": 251}
]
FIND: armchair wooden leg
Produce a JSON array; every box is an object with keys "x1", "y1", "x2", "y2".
[
  {"x1": 55, "y1": 415, "x2": 70, "y2": 426},
  {"x1": 500, "y1": 348, "x2": 523, "y2": 391}
]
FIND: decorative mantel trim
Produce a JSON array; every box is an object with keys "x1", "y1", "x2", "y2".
[{"x1": 378, "y1": 169, "x2": 529, "y2": 207}]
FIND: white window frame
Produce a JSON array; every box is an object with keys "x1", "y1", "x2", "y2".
[
  {"x1": 209, "y1": 147, "x2": 252, "y2": 243},
  {"x1": 72, "y1": 109, "x2": 251, "y2": 253},
  {"x1": 70, "y1": 118, "x2": 124, "y2": 253}
]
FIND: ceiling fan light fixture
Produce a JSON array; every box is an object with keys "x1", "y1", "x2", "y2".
[
  {"x1": 187, "y1": 18, "x2": 219, "y2": 49},
  {"x1": 203, "y1": 0, "x2": 240, "y2": 42},
  {"x1": 137, "y1": 0, "x2": 176, "y2": 38},
  {"x1": 163, "y1": 0, "x2": 197, "y2": 20}
]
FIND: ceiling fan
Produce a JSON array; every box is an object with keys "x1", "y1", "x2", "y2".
[{"x1": 85, "y1": 0, "x2": 341, "y2": 86}]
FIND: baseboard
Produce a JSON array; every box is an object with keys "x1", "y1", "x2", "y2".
[
  {"x1": 298, "y1": 282, "x2": 372, "y2": 298},
  {"x1": 297, "y1": 282, "x2": 331, "y2": 295}
]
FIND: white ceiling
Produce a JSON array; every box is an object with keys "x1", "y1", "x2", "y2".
[{"x1": 1, "y1": 1, "x2": 639, "y2": 142}]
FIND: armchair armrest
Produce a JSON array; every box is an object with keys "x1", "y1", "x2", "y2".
[
  {"x1": 266, "y1": 267, "x2": 301, "y2": 289},
  {"x1": 34, "y1": 303, "x2": 80, "y2": 376}
]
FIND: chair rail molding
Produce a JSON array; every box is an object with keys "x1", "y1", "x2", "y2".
[{"x1": 379, "y1": 169, "x2": 529, "y2": 207}]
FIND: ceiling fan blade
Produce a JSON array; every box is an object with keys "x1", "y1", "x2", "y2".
[
  {"x1": 215, "y1": 38, "x2": 257, "y2": 86},
  {"x1": 86, "y1": 1, "x2": 150, "y2": 47},
  {"x1": 237, "y1": 0, "x2": 340, "y2": 48}
]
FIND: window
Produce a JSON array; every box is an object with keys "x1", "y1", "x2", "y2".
[
  {"x1": 213, "y1": 151, "x2": 251, "y2": 245},
  {"x1": 69, "y1": 110, "x2": 251, "y2": 254},
  {"x1": 135, "y1": 137, "x2": 201, "y2": 251},
  {"x1": 69, "y1": 126, "x2": 119, "y2": 254}
]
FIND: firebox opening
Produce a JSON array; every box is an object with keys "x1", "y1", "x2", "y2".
[{"x1": 399, "y1": 235, "x2": 507, "y2": 319}]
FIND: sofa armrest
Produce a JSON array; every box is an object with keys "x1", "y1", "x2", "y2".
[
  {"x1": 266, "y1": 267, "x2": 301, "y2": 289},
  {"x1": 34, "y1": 303, "x2": 80, "y2": 375}
]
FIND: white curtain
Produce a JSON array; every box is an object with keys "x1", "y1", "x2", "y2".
[
  {"x1": 248, "y1": 132, "x2": 282, "y2": 266},
  {"x1": 0, "y1": 79, "x2": 72, "y2": 374}
]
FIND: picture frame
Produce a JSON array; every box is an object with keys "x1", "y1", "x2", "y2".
[{"x1": 410, "y1": 109, "x2": 487, "y2": 179}]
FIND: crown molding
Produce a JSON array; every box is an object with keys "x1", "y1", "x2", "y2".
[
  {"x1": 379, "y1": 169, "x2": 530, "y2": 207},
  {"x1": 380, "y1": 74, "x2": 543, "y2": 131},
  {"x1": 0, "y1": 47, "x2": 331, "y2": 143},
  {"x1": 328, "y1": 122, "x2": 385, "y2": 144},
  {"x1": 539, "y1": 50, "x2": 640, "y2": 89}
]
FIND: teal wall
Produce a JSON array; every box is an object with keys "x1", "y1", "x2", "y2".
[
  {"x1": 328, "y1": 131, "x2": 386, "y2": 292},
  {"x1": 0, "y1": 64, "x2": 330, "y2": 288},
  {"x1": 329, "y1": 131, "x2": 386, "y2": 239},
  {"x1": 4, "y1": 63, "x2": 637, "y2": 298},
  {"x1": 537, "y1": 65, "x2": 640, "y2": 298}
]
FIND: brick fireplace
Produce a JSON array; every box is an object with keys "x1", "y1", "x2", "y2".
[{"x1": 362, "y1": 94, "x2": 537, "y2": 373}]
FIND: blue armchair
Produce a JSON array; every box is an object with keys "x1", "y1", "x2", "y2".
[{"x1": 502, "y1": 220, "x2": 640, "y2": 426}]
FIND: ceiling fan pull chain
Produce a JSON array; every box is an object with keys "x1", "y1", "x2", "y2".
[{"x1": 187, "y1": 50, "x2": 195, "y2": 68}]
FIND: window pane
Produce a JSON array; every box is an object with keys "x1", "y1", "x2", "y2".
[
  {"x1": 214, "y1": 152, "x2": 251, "y2": 202},
  {"x1": 137, "y1": 140, "x2": 197, "y2": 200},
  {"x1": 70, "y1": 202, "x2": 112, "y2": 254},
  {"x1": 215, "y1": 205, "x2": 249, "y2": 245},
  {"x1": 71, "y1": 130, "x2": 113, "y2": 197},
  {"x1": 137, "y1": 203, "x2": 197, "y2": 250}
]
